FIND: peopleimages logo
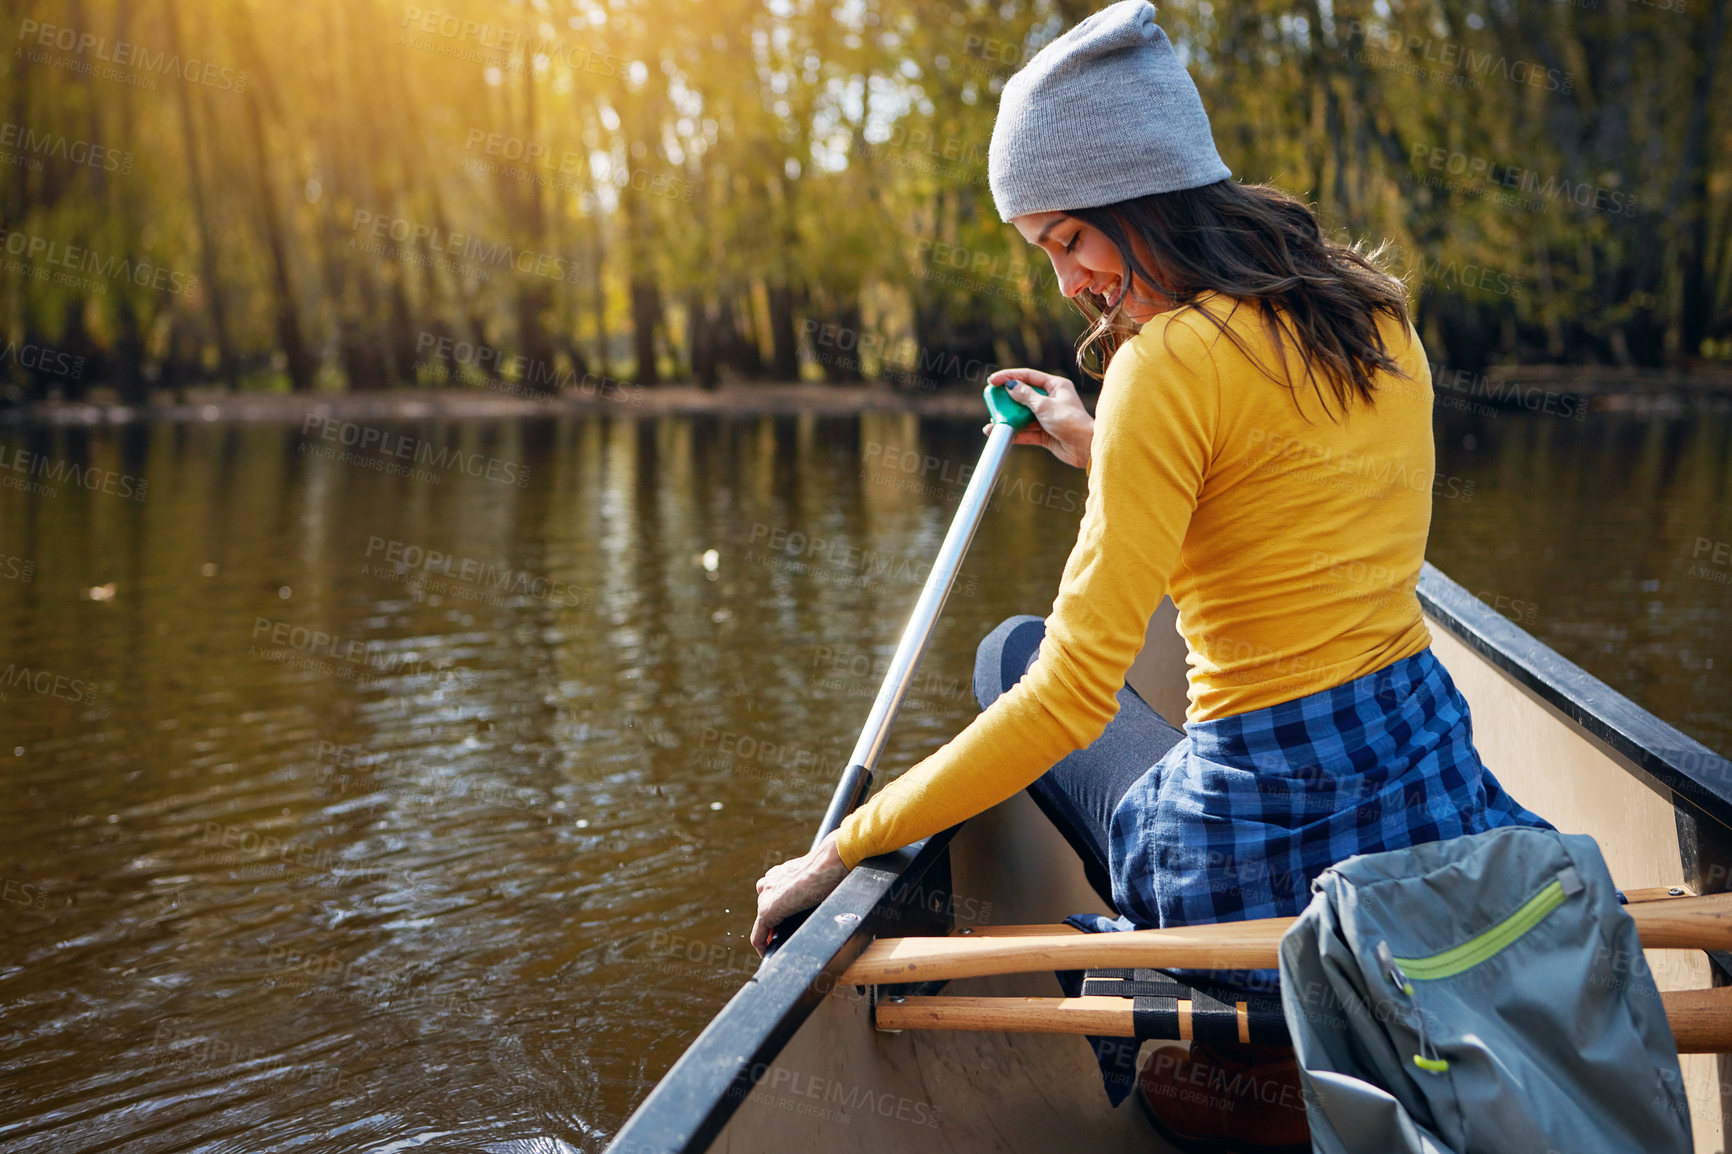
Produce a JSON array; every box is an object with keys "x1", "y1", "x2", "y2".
[
  {"x1": 400, "y1": 6, "x2": 627, "y2": 77},
  {"x1": 1689, "y1": 537, "x2": 1731, "y2": 585},
  {"x1": 247, "y1": 615, "x2": 472, "y2": 687},
  {"x1": 349, "y1": 210, "x2": 582, "y2": 285},
  {"x1": 0, "y1": 227, "x2": 197, "y2": 296},
  {"x1": 0, "y1": 337, "x2": 85, "y2": 380},
  {"x1": 912, "y1": 238, "x2": 1054, "y2": 291},
  {"x1": 728, "y1": 1060, "x2": 945, "y2": 1128},
  {"x1": 299, "y1": 415, "x2": 531, "y2": 488},
  {"x1": 363, "y1": 536, "x2": 594, "y2": 607},
  {"x1": 1343, "y1": 22, "x2": 1574, "y2": 93},
  {"x1": 0, "y1": 121, "x2": 132, "y2": 173},
  {"x1": 412, "y1": 332, "x2": 644, "y2": 403},
  {"x1": 1246, "y1": 428, "x2": 1475, "y2": 502},
  {"x1": 800, "y1": 319, "x2": 1001, "y2": 392},
  {"x1": 0, "y1": 662, "x2": 98, "y2": 704},
  {"x1": 16, "y1": 19, "x2": 249, "y2": 91},
  {"x1": 744, "y1": 523, "x2": 978, "y2": 595},
  {"x1": 0, "y1": 444, "x2": 148, "y2": 500},
  {"x1": 1407, "y1": 144, "x2": 1639, "y2": 218},
  {"x1": 861, "y1": 442, "x2": 1084, "y2": 512}
]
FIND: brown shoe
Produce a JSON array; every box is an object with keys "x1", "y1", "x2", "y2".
[{"x1": 1136, "y1": 1041, "x2": 1311, "y2": 1154}]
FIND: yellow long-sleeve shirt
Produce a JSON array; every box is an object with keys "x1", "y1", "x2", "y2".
[{"x1": 837, "y1": 293, "x2": 1437, "y2": 869}]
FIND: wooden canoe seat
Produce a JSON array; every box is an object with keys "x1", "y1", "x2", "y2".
[
  {"x1": 865, "y1": 884, "x2": 1732, "y2": 1053},
  {"x1": 844, "y1": 886, "x2": 1725, "y2": 986},
  {"x1": 875, "y1": 986, "x2": 1732, "y2": 1054}
]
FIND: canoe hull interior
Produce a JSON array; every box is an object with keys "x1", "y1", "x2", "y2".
[
  {"x1": 613, "y1": 564, "x2": 1732, "y2": 1154},
  {"x1": 711, "y1": 790, "x2": 1177, "y2": 1153}
]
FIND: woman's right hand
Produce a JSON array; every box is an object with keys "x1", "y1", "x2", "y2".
[{"x1": 986, "y1": 369, "x2": 1095, "y2": 471}]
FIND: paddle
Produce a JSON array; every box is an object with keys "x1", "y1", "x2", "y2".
[
  {"x1": 840, "y1": 891, "x2": 1732, "y2": 984},
  {"x1": 764, "y1": 384, "x2": 1046, "y2": 954}
]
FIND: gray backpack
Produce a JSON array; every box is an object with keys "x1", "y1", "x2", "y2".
[{"x1": 1278, "y1": 825, "x2": 1692, "y2": 1153}]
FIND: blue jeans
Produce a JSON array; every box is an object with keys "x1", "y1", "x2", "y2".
[{"x1": 974, "y1": 615, "x2": 1184, "y2": 911}]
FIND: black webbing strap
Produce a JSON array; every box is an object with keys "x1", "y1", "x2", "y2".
[
  {"x1": 1187, "y1": 984, "x2": 1239, "y2": 1045},
  {"x1": 1081, "y1": 967, "x2": 1292, "y2": 1045},
  {"x1": 1132, "y1": 994, "x2": 1180, "y2": 1040},
  {"x1": 1081, "y1": 967, "x2": 1188, "y2": 998}
]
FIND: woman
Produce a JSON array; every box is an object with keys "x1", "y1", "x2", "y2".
[{"x1": 751, "y1": 3, "x2": 1551, "y2": 1149}]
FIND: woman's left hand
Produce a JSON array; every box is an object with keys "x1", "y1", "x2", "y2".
[
  {"x1": 984, "y1": 370, "x2": 1095, "y2": 470},
  {"x1": 751, "y1": 831, "x2": 850, "y2": 956}
]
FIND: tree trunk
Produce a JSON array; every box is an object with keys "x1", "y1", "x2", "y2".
[
  {"x1": 818, "y1": 299, "x2": 864, "y2": 383},
  {"x1": 56, "y1": 299, "x2": 92, "y2": 403},
  {"x1": 106, "y1": 0, "x2": 149, "y2": 405},
  {"x1": 617, "y1": 150, "x2": 659, "y2": 385},
  {"x1": 631, "y1": 275, "x2": 662, "y2": 385},
  {"x1": 244, "y1": 92, "x2": 314, "y2": 391},
  {"x1": 1678, "y1": 0, "x2": 1729, "y2": 358},
  {"x1": 767, "y1": 281, "x2": 800, "y2": 380},
  {"x1": 111, "y1": 297, "x2": 147, "y2": 406},
  {"x1": 422, "y1": 185, "x2": 496, "y2": 383},
  {"x1": 687, "y1": 290, "x2": 718, "y2": 388},
  {"x1": 386, "y1": 276, "x2": 418, "y2": 386},
  {"x1": 590, "y1": 221, "x2": 608, "y2": 380},
  {"x1": 512, "y1": 60, "x2": 557, "y2": 391},
  {"x1": 729, "y1": 291, "x2": 763, "y2": 376},
  {"x1": 164, "y1": 0, "x2": 239, "y2": 390}
]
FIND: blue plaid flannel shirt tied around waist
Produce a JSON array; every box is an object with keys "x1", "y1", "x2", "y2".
[
  {"x1": 1067, "y1": 648, "x2": 1555, "y2": 1107},
  {"x1": 1107, "y1": 646, "x2": 1552, "y2": 933},
  {"x1": 1073, "y1": 641, "x2": 1551, "y2": 1102}
]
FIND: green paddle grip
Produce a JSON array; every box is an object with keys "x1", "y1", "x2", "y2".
[{"x1": 983, "y1": 382, "x2": 1047, "y2": 431}]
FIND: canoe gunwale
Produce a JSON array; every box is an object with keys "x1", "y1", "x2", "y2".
[
  {"x1": 602, "y1": 830, "x2": 955, "y2": 1154},
  {"x1": 1417, "y1": 562, "x2": 1732, "y2": 827}
]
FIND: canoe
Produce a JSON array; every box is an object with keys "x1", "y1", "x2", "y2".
[{"x1": 605, "y1": 562, "x2": 1732, "y2": 1154}]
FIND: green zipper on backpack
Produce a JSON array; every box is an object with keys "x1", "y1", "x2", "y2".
[{"x1": 1391, "y1": 868, "x2": 1581, "y2": 982}]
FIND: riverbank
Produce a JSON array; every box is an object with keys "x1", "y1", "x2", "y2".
[
  {"x1": 5, "y1": 366, "x2": 1732, "y2": 426},
  {"x1": 0, "y1": 382, "x2": 992, "y2": 426},
  {"x1": 1477, "y1": 365, "x2": 1732, "y2": 415}
]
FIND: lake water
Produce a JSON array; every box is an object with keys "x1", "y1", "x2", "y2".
[{"x1": 1, "y1": 403, "x2": 1727, "y2": 1152}]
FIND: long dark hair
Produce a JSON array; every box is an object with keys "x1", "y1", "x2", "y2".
[{"x1": 1065, "y1": 180, "x2": 1410, "y2": 416}]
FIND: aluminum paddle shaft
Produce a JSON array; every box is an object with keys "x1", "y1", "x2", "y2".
[{"x1": 811, "y1": 400, "x2": 1034, "y2": 851}]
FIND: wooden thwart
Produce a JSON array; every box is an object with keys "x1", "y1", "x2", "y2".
[
  {"x1": 841, "y1": 892, "x2": 1732, "y2": 986},
  {"x1": 876, "y1": 988, "x2": 1732, "y2": 1054}
]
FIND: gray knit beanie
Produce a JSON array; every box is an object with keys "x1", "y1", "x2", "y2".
[{"x1": 988, "y1": 0, "x2": 1231, "y2": 221}]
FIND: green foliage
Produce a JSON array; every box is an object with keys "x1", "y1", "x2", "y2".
[{"x1": 2, "y1": 0, "x2": 1727, "y2": 400}]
